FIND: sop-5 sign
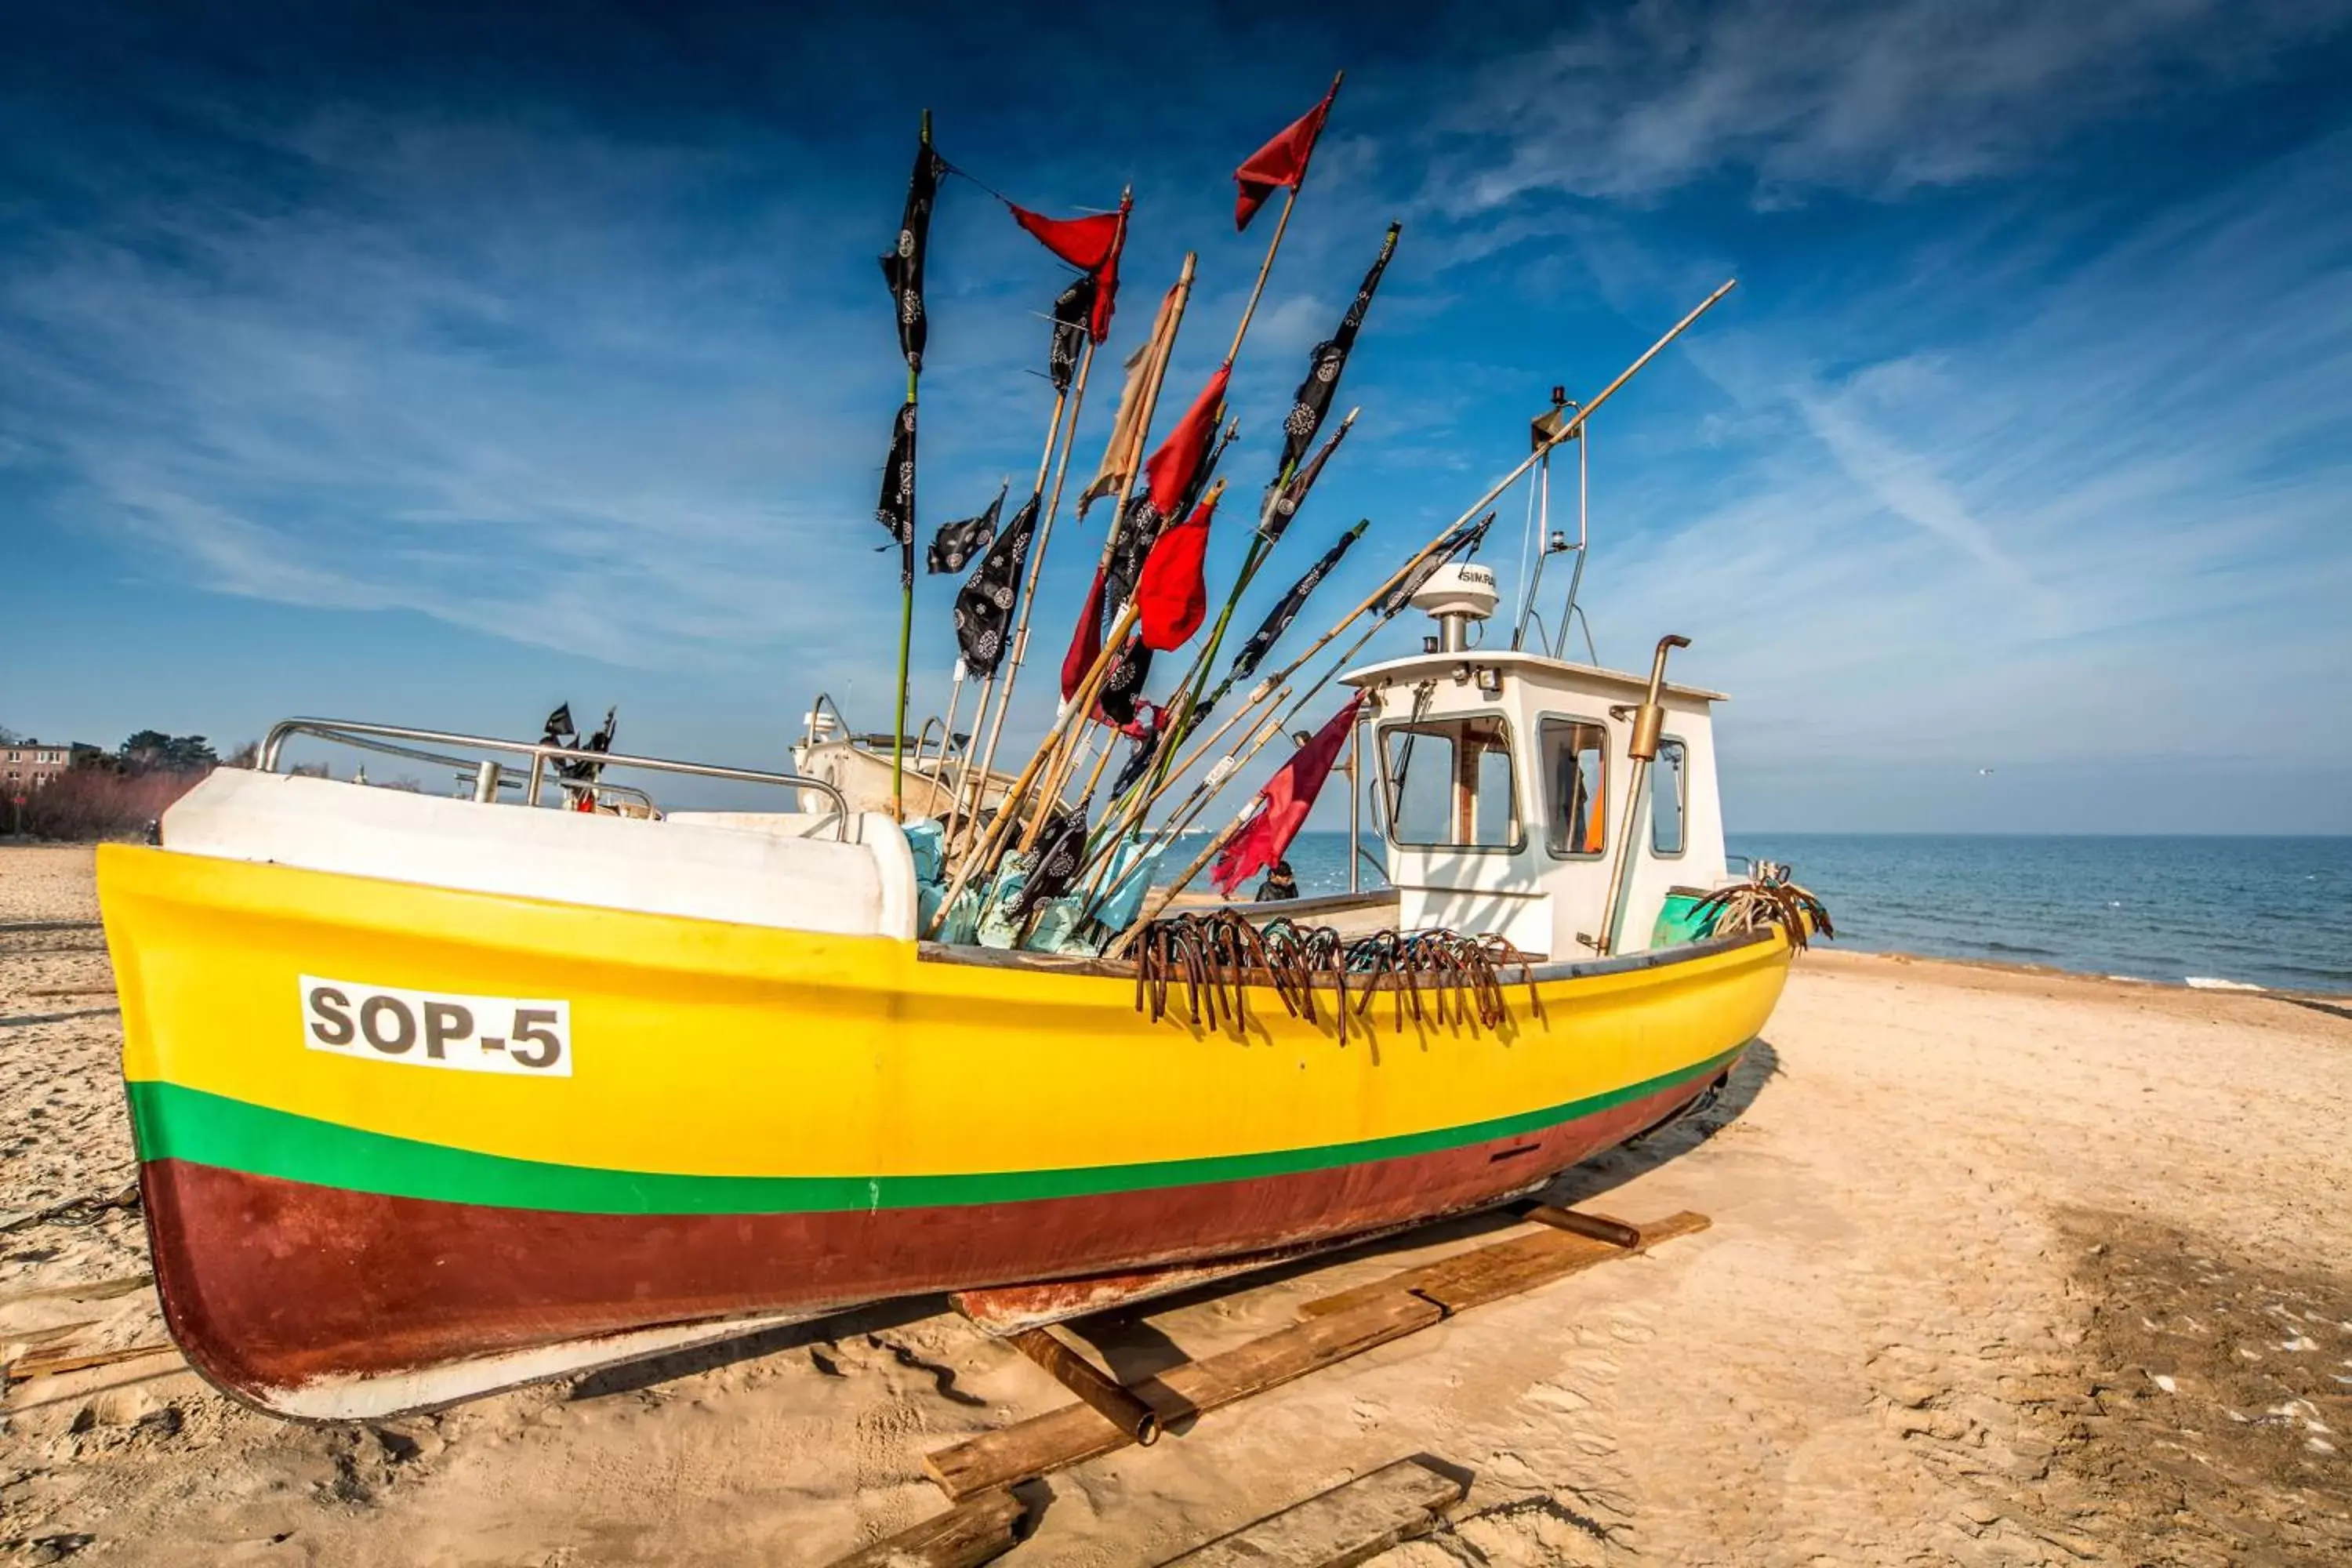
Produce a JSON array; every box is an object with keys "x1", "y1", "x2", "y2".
[{"x1": 300, "y1": 976, "x2": 572, "y2": 1077}]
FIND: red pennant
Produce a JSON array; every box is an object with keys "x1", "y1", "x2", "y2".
[
  {"x1": 1060, "y1": 567, "x2": 1109, "y2": 702},
  {"x1": 1142, "y1": 365, "x2": 1230, "y2": 520},
  {"x1": 1009, "y1": 195, "x2": 1129, "y2": 343},
  {"x1": 1212, "y1": 692, "x2": 1366, "y2": 896},
  {"x1": 1090, "y1": 200, "x2": 1127, "y2": 342},
  {"x1": 1136, "y1": 496, "x2": 1217, "y2": 652},
  {"x1": 1007, "y1": 205, "x2": 1121, "y2": 271},
  {"x1": 1235, "y1": 82, "x2": 1338, "y2": 230}
]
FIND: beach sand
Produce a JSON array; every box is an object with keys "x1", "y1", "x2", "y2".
[{"x1": 4, "y1": 843, "x2": 2347, "y2": 1566}]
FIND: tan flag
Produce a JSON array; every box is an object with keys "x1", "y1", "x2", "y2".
[{"x1": 1079, "y1": 278, "x2": 1181, "y2": 517}]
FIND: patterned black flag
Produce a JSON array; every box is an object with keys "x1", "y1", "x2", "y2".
[
  {"x1": 1049, "y1": 275, "x2": 1093, "y2": 394},
  {"x1": 928, "y1": 483, "x2": 1004, "y2": 575},
  {"x1": 1013, "y1": 808, "x2": 1088, "y2": 922},
  {"x1": 1260, "y1": 409, "x2": 1354, "y2": 545},
  {"x1": 1377, "y1": 514, "x2": 1492, "y2": 621},
  {"x1": 952, "y1": 492, "x2": 1038, "y2": 678},
  {"x1": 876, "y1": 401, "x2": 918, "y2": 588},
  {"x1": 880, "y1": 138, "x2": 946, "y2": 372},
  {"x1": 1229, "y1": 519, "x2": 1368, "y2": 687},
  {"x1": 1277, "y1": 223, "x2": 1399, "y2": 478},
  {"x1": 1097, "y1": 632, "x2": 1153, "y2": 728},
  {"x1": 1103, "y1": 700, "x2": 1167, "y2": 802}
]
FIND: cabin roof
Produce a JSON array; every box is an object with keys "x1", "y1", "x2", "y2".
[{"x1": 1338, "y1": 648, "x2": 1730, "y2": 704}]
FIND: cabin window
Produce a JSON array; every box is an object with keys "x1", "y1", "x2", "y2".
[
  {"x1": 1540, "y1": 719, "x2": 1609, "y2": 858},
  {"x1": 1652, "y1": 739, "x2": 1687, "y2": 856},
  {"x1": 1380, "y1": 716, "x2": 1521, "y2": 851}
]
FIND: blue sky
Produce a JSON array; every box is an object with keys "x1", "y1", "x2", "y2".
[{"x1": 4, "y1": 0, "x2": 2350, "y2": 833}]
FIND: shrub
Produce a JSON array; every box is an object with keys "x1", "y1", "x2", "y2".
[{"x1": 12, "y1": 767, "x2": 209, "y2": 841}]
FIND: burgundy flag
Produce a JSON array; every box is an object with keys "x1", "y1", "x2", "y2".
[
  {"x1": 1008, "y1": 194, "x2": 1129, "y2": 342},
  {"x1": 1061, "y1": 566, "x2": 1109, "y2": 702},
  {"x1": 1136, "y1": 495, "x2": 1217, "y2": 652},
  {"x1": 1143, "y1": 365, "x2": 1231, "y2": 520},
  {"x1": 1234, "y1": 78, "x2": 1339, "y2": 230},
  {"x1": 1212, "y1": 692, "x2": 1367, "y2": 895}
]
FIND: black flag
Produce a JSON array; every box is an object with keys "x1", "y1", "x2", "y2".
[
  {"x1": 952, "y1": 492, "x2": 1038, "y2": 678},
  {"x1": 876, "y1": 401, "x2": 918, "y2": 588},
  {"x1": 1106, "y1": 704, "x2": 1165, "y2": 801},
  {"x1": 1377, "y1": 514, "x2": 1492, "y2": 621},
  {"x1": 1277, "y1": 223, "x2": 1398, "y2": 477},
  {"x1": 1230, "y1": 519, "x2": 1368, "y2": 687},
  {"x1": 540, "y1": 703, "x2": 575, "y2": 746},
  {"x1": 928, "y1": 483, "x2": 1004, "y2": 575},
  {"x1": 1097, "y1": 632, "x2": 1153, "y2": 728},
  {"x1": 1014, "y1": 809, "x2": 1088, "y2": 922},
  {"x1": 1049, "y1": 275, "x2": 1093, "y2": 394},
  {"x1": 1260, "y1": 410, "x2": 1354, "y2": 544},
  {"x1": 880, "y1": 138, "x2": 946, "y2": 372}
]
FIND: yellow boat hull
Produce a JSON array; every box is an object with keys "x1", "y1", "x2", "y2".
[{"x1": 98, "y1": 844, "x2": 1789, "y2": 1418}]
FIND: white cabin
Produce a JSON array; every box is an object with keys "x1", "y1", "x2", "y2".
[{"x1": 1341, "y1": 565, "x2": 1732, "y2": 962}]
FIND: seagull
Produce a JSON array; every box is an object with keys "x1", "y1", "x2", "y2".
[{"x1": 1978, "y1": 768, "x2": 1995, "y2": 775}]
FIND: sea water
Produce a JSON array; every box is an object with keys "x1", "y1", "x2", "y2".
[{"x1": 1160, "y1": 831, "x2": 2352, "y2": 996}]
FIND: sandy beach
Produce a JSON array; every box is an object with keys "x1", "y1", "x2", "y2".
[{"x1": 3, "y1": 842, "x2": 2346, "y2": 1566}]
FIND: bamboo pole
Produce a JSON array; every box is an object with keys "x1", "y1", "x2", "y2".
[
  {"x1": 1223, "y1": 70, "x2": 1342, "y2": 366},
  {"x1": 1021, "y1": 468, "x2": 1222, "y2": 852},
  {"x1": 939, "y1": 600, "x2": 1139, "y2": 920},
  {"x1": 953, "y1": 350, "x2": 1086, "y2": 847},
  {"x1": 1088, "y1": 593, "x2": 1401, "y2": 930},
  {"x1": 955, "y1": 183, "x2": 1133, "y2": 844},
  {"x1": 888, "y1": 109, "x2": 935, "y2": 822},
  {"x1": 1000, "y1": 255, "x2": 1199, "y2": 858}
]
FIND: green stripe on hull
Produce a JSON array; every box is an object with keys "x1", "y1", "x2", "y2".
[{"x1": 125, "y1": 1048, "x2": 1742, "y2": 1218}]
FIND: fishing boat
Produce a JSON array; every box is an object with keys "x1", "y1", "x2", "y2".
[
  {"x1": 97, "y1": 563, "x2": 1808, "y2": 1420},
  {"x1": 96, "y1": 90, "x2": 1824, "y2": 1421}
]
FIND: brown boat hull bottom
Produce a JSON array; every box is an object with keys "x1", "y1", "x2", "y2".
[{"x1": 142, "y1": 1062, "x2": 1731, "y2": 1411}]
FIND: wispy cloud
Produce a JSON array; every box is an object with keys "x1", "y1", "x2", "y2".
[
  {"x1": 0, "y1": 104, "x2": 1062, "y2": 671},
  {"x1": 1432, "y1": 0, "x2": 2350, "y2": 209},
  {"x1": 1575, "y1": 125, "x2": 2352, "y2": 814}
]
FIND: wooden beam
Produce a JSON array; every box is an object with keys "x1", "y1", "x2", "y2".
[
  {"x1": 1007, "y1": 1327, "x2": 1160, "y2": 1445},
  {"x1": 1301, "y1": 1210, "x2": 1709, "y2": 1320},
  {"x1": 820, "y1": 1489, "x2": 1029, "y2": 1568},
  {"x1": 1152, "y1": 1457, "x2": 1467, "y2": 1567},
  {"x1": 925, "y1": 1294, "x2": 1441, "y2": 1501},
  {"x1": 5, "y1": 1341, "x2": 180, "y2": 1384},
  {"x1": 1520, "y1": 1204, "x2": 1642, "y2": 1249}
]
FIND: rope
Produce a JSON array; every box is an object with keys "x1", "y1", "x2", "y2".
[
  {"x1": 1690, "y1": 861, "x2": 1835, "y2": 953},
  {"x1": 1131, "y1": 912, "x2": 1543, "y2": 1040}
]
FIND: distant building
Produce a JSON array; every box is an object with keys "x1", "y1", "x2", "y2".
[{"x1": 2, "y1": 740, "x2": 98, "y2": 792}]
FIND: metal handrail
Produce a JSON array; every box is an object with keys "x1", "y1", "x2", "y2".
[
  {"x1": 801, "y1": 693, "x2": 850, "y2": 750},
  {"x1": 260, "y1": 718, "x2": 854, "y2": 841}
]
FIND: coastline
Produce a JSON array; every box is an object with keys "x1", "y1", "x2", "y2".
[{"x1": 1797, "y1": 943, "x2": 2352, "y2": 1014}]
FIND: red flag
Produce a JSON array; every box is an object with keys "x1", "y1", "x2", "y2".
[
  {"x1": 1234, "y1": 80, "x2": 1338, "y2": 230},
  {"x1": 1136, "y1": 495, "x2": 1217, "y2": 652},
  {"x1": 1089, "y1": 199, "x2": 1126, "y2": 342},
  {"x1": 1008, "y1": 194, "x2": 1130, "y2": 343},
  {"x1": 1212, "y1": 692, "x2": 1367, "y2": 895},
  {"x1": 1142, "y1": 365, "x2": 1230, "y2": 519},
  {"x1": 1007, "y1": 205, "x2": 1120, "y2": 271},
  {"x1": 1061, "y1": 566, "x2": 1109, "y2": 701}
]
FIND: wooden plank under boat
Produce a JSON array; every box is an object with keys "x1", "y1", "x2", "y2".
[{"x1": 96, "y1": 843, "x2": 1786, "y2": 1421}]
